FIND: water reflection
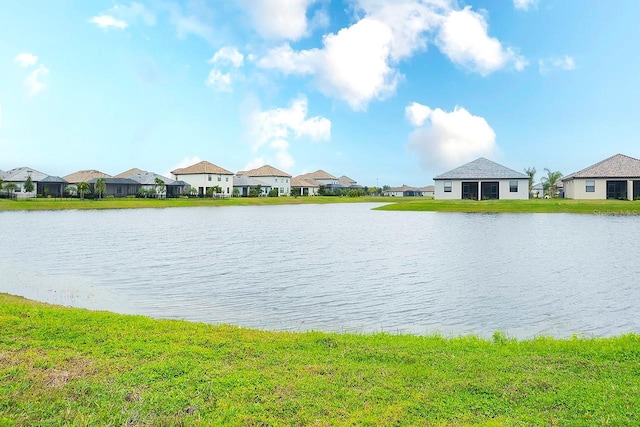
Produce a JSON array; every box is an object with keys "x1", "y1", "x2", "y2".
[{"x1": 1, "y1": 204, "x2": 639, "y2": 338}]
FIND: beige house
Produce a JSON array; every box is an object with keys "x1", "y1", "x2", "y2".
[
  {"x1": 291, "y1": 176, "x2": 320, "y2": 196},
  {"x1": 63, "y1": 169, "x2": 112, "y2": 184},
  {"x1": 562, "y1": 154, "x2": 640, "y2": 200},
  {"x1": 171, "y1": 161, "x2": 234, "y2": 197},
  {"x1": 434, "y1": 158, "x2": 529, "y2": 200},
  {"x1": 238, "y1": 165, "x2": 291, "y2": 196}
]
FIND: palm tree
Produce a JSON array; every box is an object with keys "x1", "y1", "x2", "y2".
[
  {"x1": 77, "y1": 182, "x2": 90, "y2": 200},
  {"x1": 541, "y1": 168, "x2": 563, "y2": 198},
  {"x1": 94, "y1": 178, "x2": 107, "y2": 199},
  {"x1": 154, "y1": 177, "x2": 166, "y2": 198},
  {"x1": 524, "y1": 167, "x2": 536, "y2": 198},
  {"x1": 4, "y1": 182, "x2": 19, "y2": 199}
]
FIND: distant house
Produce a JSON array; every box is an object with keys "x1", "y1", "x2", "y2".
[
  {"x1": 38, "y1": 176, "x2": 69, "y2": 197},
  {"x1": 434, "y1": 158, "x2": 529, "y2": 200},
  {"x1": 383, "y1": 185, "x2": 421, "y2": 197},
  {"x1": 126, "y1": 171, "x2": 190, "y2": 198},
  {"x1": 171, "y1": 161, "x2": 234, "y2": 197},
  {"x1": 114, "y1": 168, "x2": 146, "y2": 179},
  {"x1": 64, "y1": 169, "x2": 112, "y2": 184},
  {"x1": 296, "y1": 170, "x2": 348, "y2": 194},
  {"x1": 233, "y1": 174, "x2": 270, "y2": 197},
  {"x1": 291, "y1": 176, "x2": 320, "y2": 196},
  {"x1": 0, "y1": 167, "x2": 49, "y2": 198},
  {"x1": 419, "y1": 185, "x2": 435, "y2": 197},
  {"x1": 562, "y1": 153, "x2": 640, "y2": 200},
  {"x1": 238, "y1": 165, "x2": 291, "y2": 196},
  {"x1": 87, "y1": 178, "x2": 140, "y2": 197}
]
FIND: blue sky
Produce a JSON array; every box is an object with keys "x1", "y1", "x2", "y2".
[{"x1": 1, "y1": 1, "x2": 639, "y2": 187}]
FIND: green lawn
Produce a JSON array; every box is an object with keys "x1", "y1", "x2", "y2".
[
  {"x1": 1, "y1": 294, "x2": 639, "y2": 426},
  {"x1": 2, "y1": 195, "x2": 639, "y2": 215}
]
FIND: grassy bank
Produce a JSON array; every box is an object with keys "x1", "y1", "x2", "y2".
[
  {"x1": 1, "y1": 294, "x2": 639, "y2": 425},
  {"x1": 375, "y1": 197, "x2": 640, "y2": 214},
  {"x1": 2, "y1": 196, "x2": 640, "y2": 214},
  {"x1": 0, "y1": 196, "x2": 390, "y2": 211}
]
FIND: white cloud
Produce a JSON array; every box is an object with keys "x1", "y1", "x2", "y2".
[
  {"x1": 539, "y1": 55, "x2": 575, "y2": 75},
  {"x1": 89, "y1": 15, "x2": 128, "y2": 30},
  {"x1": 405, "y1": 101, "x2": 432, "y2": 127},
  {"x1": 209, "y1": 47, "x2": 244, "y2": 68},
  {"x1": 25, "y1": 65, "x2": 49, "y2": 96},
  {"x1": 205, "y1": 69, "x2": 232, "y2": 92},
  {"x1": 246, "y1": 96, "x2": 330, "y2": 170},
  {"x1": 436, "y1": 6, "x2": 527, "y2": 76},
  {"x1": 406, "y1": 102, "x2": 497, "y2": 170},
  {"x1": 237, "y1": 0, "x2": 315, "y2": 41},
  {"x1": 259, "y1": 18, "x2": 399, "y2": 110},
  {"x1": 513, "y1": 0, "x2": 539, "y2": 11},
  {"x1": 14, "y1": 53, "x2": 38, "y2": 67},
  {"x1": 112, "y1": 2, "x2": 156, "y2": 26},
  {"x1": 243, "y1": 157, "x2": 266, "y2": 171}
]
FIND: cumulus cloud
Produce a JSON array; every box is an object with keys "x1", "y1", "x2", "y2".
[
  {"x1": 258, "y1": 1, "x2": 523, "y2": 110},
  {"x1": 513, "y1": 0, "x2": 539, "y2": 11},
  {"x1": 209, "y1": 47, "x2": 244, "y2": 68},
  {"x1": 90, "y1": 2, "x2": 155, "y2": 30},
  {"x1": 237, "y1": 0, "x2": 315, "y2": 41},
  {"x1": 539, "y1": 55, "x2": 575, "y2": 75},
  {"x1": 205, "y1": 69, "x2": 232, "y2": 92},
  {"x1": 14, "y1": 53, "x2": 38, "y2": 67},
  {"x1": 436, "y1": 7, "x2": 527, "y2": 76},
  {"x1": 246, "y1": 96, "x2": 330, "y2": 170},
  {"x1": 259, "y1": 18, "x2": 399, "y2": 110},
  {"x1": 406, "y1": 102, "x2": 497, "y2": 170},
  {"x1": 25, "y1": 65, "x2": 50, "y2": 96},
  {"x1": 89, "y1": 15, "x2": 128, "y2": 30},
  {"x1": 206, "y1": 47, "x2": 244, "y2": 92}
]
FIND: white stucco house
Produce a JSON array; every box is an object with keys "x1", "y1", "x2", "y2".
[
  {"x1": 562, "y1": 153, "x2": 640, "y2": 200},
  {"x1": 238, "y1": 165, "x2": 291, "y2": 196},
  {"x1": 434, "y1": 158, "x2": 529, "y2": 200},
  {"x1": 171, "y1": 160, "x2": 234, "y2": 197},
  {"x1": 0, "y1": 167, "x2": 50, "y2": 198}
]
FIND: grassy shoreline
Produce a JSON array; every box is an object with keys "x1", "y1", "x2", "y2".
[
  {"x1": 2, "y1": 195, "x2": 640, "y2": 214},
  {"x1": 1, "y1": 293, "x2": 639, "y2": 425}
]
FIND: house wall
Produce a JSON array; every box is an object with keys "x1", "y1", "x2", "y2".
[
  {"x1": 174, "y1": 173, "x2": 234, "y2": 196},
  {"x1": 435, "y1": 179, "x2": 528, "y2": 200},
  {"x1": 249, "y1": 176, "x2": 290, "y2": 195},
  {"x1": 564, "y1": 178, "x2": 640, "y2": 200}
]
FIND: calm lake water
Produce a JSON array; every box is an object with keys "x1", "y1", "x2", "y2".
[{"x1": 1, "y1": 204, "x2": 639, "y2": 338}]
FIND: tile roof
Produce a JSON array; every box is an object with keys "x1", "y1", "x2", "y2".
[
  {"x1": 562, "y1": 154, "x2": 640, "y2": 180},
  {"x1": 338, "y1": 175, "x2": 357, "y2": 186},
  {"x1": 0, "y1": 166, "x2": 49, "y2": 182},
  {"x1": 434, "y1": 158, "x2": 528, "y2": 180},
  {"x1": 127, "y1": 171, "x2": 175, "y2": 185},
  {"x1": 240, "y1": 164, "x2": 291, "y2": 178},
  {"x1": 114, "y1": 168, "x2": 146, "y2": 178},
  {"x1": 298, "y1": 170, "x2": 337, "y2": 180},
  {"x1": 418, "y1": 185, "x2": 435, "y2": 192},
  {"x1": 171, "y1": 161, "x2": 233, "y2": 176},
  {"x1": 233, "y1": 175, "x2": 270, "y2": 187},
  {"x1": 291, "y1": 177, "x2": 320, "y2": 188},
  {"x1": 63, "y1": 169, "x2": 112, "y2": 183}
]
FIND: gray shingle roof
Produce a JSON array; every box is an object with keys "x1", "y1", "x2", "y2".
[
  {"x1": 1, "y1": 167, "x2": 49, "y2": 182},
  {"x1": 434, "y1": 158, "x2": 528, "y2": 180},
  {"x1": 127, "y1": 171, "x2": 175, "y2": 185},
  {"x1": 562, "y1": 154, "x2": 640, "y2": 180},
  {"x1": 40, "y1": 176, "x2": 68, "y2": 183},
  {"x1": 87, "y1": 178, "x2": 140, "y2": 185},
  {"x1": 233, "y1": 175, "x2": 270, "y2": 187}
]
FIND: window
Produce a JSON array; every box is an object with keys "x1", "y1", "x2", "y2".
[
  {"x1": 225, "y1": 177, "x2": 229, "y2": 182},
  {"x1": 444, "y1": 181, "x2": 452, "y2": 192},
  {"x1": 280, "y1": 187, "x2": 284, "y2": 193},
  {"x1": 208, "y1": 175, "x2": 212, "y2": 181},
  {"x1": 218, "y1": 176, "x2": 221, "y2": 182},
  {"x1": 509, "y1": 181, "x2": 518, "y2": 192},
  {"x1": 586, "y1": 180, "x2": 595, "y2": 192}
]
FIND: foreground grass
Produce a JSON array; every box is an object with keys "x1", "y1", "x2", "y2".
[
  {"x1": 1, "y1": 294, "x2": 640, "y2": 425},
  {"x1": 376, "y1": 197, "x2": 640, "y2": 215}
]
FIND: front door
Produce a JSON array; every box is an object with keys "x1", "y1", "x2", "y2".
[
  {"x1": 462, "y1": 182, "x2": 478, "y2": 200},
  {"x1": 481, "y1": 182, "x2": 499, "y2": 200}
]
